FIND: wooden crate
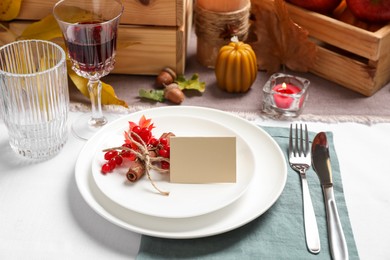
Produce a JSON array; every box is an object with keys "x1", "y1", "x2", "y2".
[
  {"x1": 286, "y1": 3, "x2": 390, "y2": 96},
  {"x1": 3, "y1": 0, "x2": 193, "y2": 75}
]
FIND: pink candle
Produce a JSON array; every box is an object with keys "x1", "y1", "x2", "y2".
[{"x1": 272, "y1": 82, "x2": 302, "y2": 109}]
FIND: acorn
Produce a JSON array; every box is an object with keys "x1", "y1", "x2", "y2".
[
  {"x1": 155, "y1": 67, "x2": 177, "y2": 88},
  {"x1": 164, "y1": 83, "x2": 185, "y2": 104}
]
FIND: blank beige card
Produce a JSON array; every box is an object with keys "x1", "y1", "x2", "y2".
[{"x1": 169, "y1": 137, "x2": 236, "y2": 184}]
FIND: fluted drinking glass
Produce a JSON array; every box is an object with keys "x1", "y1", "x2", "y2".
[{"x1": 0, "y1": 40, "x2": 69, "y2": 160}]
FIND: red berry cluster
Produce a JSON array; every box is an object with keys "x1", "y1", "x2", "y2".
[
  {"x1": 100, "y1": 116, "x2": 172, "y2": 174},
  {"x1": 101, "y1": 143, "x2": 137, "y2": 174},
  {"x1": 152, "y1": 136, "x2": 171, "y2": 170}
]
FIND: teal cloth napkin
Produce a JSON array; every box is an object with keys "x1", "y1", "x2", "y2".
[{"x1": 136, "y1": 126, "x2": 359, "y2": 259}]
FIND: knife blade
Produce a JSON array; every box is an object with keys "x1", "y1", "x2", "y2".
[{"x1": 311, "y1": 132, "x2": 349, "y2": 260}]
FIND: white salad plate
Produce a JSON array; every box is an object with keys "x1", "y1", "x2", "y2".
[
  {"x1": 91, "y1": 115, "x2": 255, "y2": 218},
  {"x1": 75, "y1": 106, "x2": 287, "y2": 239}
]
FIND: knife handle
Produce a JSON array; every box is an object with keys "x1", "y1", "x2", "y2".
[{"x1": 323, "y1": 186, "x2": 349, "y2": 260}]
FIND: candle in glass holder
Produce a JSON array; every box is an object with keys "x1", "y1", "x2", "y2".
[
  {"x1": 272, "y1": 82, "x2": 302, "y2": 109},
  {"x1": 262, "y1": 73, "x2": 310, "y2": 117}
]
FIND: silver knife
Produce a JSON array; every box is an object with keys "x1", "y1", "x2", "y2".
[{"x1": 311, "y1": 132, "x2": 349, "y2": 260}]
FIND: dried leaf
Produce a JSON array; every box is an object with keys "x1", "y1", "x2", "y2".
[
  {"x1": 0, "y1": 0, "x2": 22, "y2": 21},
  {"x1": 250, "y1": 0, "x2": 317, "y2": 74},
  {"x1": 176, "y1": 74, "x2": 206, "y2": 93},
  {"x1": 139, "y1": 89, "x2": 165, "y2": 102},
  {"x1": 67, "y1": 62, "x2": 128, "y2": 108},
  {"x1": 18, "y1": 15, "x2": 63, "y2": 41}
]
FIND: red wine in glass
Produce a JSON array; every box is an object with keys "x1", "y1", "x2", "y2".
[{"x1": 65, "y1": 21, "x2": 117, "y2": 75}]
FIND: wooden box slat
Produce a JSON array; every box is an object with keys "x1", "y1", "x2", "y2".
[
  {"x1": 312, "y1": 46, "x2": 376, "y2": 95},
  {"x1": 16, "y1": 0, "x2": 185, "y2": 27}
]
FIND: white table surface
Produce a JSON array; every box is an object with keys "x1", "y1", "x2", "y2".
[{"x1": 1, "y1": 111, "x2": 389, "y2": 259}]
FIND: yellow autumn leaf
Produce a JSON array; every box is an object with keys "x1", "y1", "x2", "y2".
[
  {"x1": 18, "y1": 13, "x2": 130, "y2": 108},
  {"x1": 67, "y1": 62, "x2": 128, "y2": 108},
  {"x1": 0, "y1": 0, "x2": 22, "y2": 21},
  {"x1": 18, "y1": 15, "x2": 62, "y2": 41}
]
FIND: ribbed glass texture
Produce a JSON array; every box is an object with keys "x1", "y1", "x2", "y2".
[{"x1": 0, "y1": 40, "x2": 69, "y2": 160}]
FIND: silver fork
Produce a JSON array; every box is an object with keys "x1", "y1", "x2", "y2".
[{"x1": 289, "y1": 124, "x2": 321, "y2": 254}]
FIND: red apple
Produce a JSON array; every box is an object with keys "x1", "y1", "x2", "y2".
[
  {"x1": 286, "y1": 0, "x2": 343, "y2": 14},
  {"x1": 346, "y1": 0, "x2": 390, "y2": 23},
  {"x1": 334, "y1": 5, "x2": 370, "y2": 29}
]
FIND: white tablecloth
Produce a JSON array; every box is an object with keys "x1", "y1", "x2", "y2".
[{"x1": 1, "y1": 111, "x2": 389, "y2": 259}]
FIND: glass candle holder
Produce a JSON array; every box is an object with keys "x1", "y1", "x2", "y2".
[{"x1": 262, "y1": 73, "x2": 310, "y2": 117}]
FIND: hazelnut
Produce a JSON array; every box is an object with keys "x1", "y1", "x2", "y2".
[
  {"x1": 164, "y1": 83, "x2": 185, "y2": 104},
  {"x1": 155, "y1": 67, "x2": 177, "y2": 88}
]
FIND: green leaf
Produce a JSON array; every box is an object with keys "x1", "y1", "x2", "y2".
[
  {"x1": 176, "y1": 73, "x2": 206, "y2": 93},
  {"x1": 139, "y1": 89, "x2": 165, "y2": 102}
]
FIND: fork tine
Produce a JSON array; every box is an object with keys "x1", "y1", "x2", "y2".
[
  {"x1": 304, "y1": 124, "x2": 309, "y2": 156},
  {"x1": 295, "y1": 123, "x2": 299, "y2": 156},
  {"x1": 289, "y1": 124, "x2": 293, "y2": 156},
  {"x1": 299, "y1": 124, "x2": 304, "y2": 157}
]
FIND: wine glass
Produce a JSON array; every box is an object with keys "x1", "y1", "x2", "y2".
[{"x1": 53, "y1": 0, "x2": 123, "y2": 140}]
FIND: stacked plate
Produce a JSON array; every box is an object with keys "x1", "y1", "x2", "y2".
[{"x1": 75, "y1": 106, "x2": 287, "y2": 239}]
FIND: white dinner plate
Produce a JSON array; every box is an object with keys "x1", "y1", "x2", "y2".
[
  {"x1": 75, "y1": 106, "x2": 287, "y2": 239},
  {"x1": 91, "y1": 115, "x2": 255, "y2": 218}
]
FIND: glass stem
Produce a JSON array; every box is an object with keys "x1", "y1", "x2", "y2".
[{"x1": 87, "y1": 79, "x2": 107, "y2": 127}]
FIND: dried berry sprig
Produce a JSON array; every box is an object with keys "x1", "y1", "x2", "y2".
[{"x1": 103, "y1": 130, "x2": 170, "y2": 196}]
